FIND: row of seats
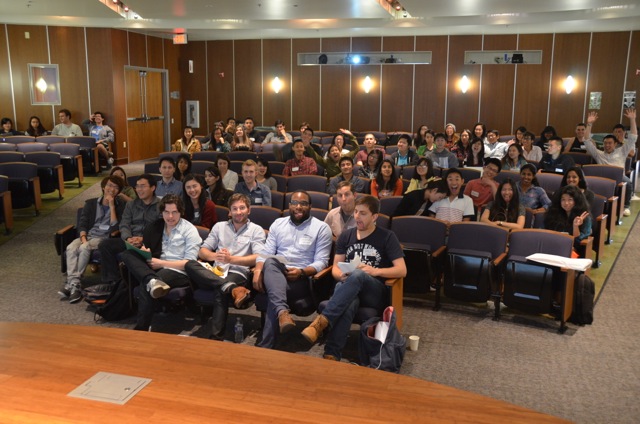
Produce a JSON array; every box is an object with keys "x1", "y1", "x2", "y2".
[{"x1": 392, "y1": 217, "x2": 581, "y2": 333}]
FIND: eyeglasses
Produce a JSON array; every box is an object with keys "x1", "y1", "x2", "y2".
[
  {"x1": 484, "y1": 166, "x2": 499, "y2": 173},
  {"x1": 290, "y1": 200, "x2": 310, "y2": 207}
]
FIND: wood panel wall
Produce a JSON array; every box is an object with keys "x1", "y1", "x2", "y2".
[{"x1": 0, "y1": 24, "x2": 638, "y2": 165}]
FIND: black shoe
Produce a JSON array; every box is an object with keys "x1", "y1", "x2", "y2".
[
  {"x1": 58, "y1": 284, "x2": 71, "y2": 298},
  {"x1": 68, "y1": 288, "x2": 83, "y2": 303}
]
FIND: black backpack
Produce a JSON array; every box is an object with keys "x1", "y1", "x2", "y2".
[
  {"x1": 359, "y1": 307, "x2": 406, "y2": 373},
  {"x1": 94, "y1": 279, "x2": 136, "y2": 322},
  {"x1": 569, "y1": 273, "x2": 594, "y2": 325}
]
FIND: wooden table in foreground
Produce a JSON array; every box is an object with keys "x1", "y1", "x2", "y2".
[{"x1": 0, "y1": 322, "x2": 568, "y2": 423}]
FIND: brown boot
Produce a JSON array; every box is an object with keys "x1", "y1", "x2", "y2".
[
  {"x1": 278, "y1": 310, "x2": 295, "y2": 333},
  {"x1": 301, "y1": 314, "x2": 329, "y2": 344},
  {"x1": 231, "y1": 286, "x2": 251, "y2": 309}
]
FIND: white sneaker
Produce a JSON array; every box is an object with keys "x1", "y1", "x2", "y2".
[
  {"x1": 630, "y1": 194, "x2": 640, "y2": 201},
  {"x1": 623, "y1": 208, "x2": 631, "y2": 217},
  {"x1": 107, "y1": 157, "x2": 114, "y2": 165},
  {"x1": 147, "y1": 278, "x2": 170, "y2": 299}
]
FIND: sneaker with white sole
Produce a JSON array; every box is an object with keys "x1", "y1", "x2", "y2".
[
  {"x1": 630, "y1": 194, "x2": 640, "y2": 202},
  {"x1": 623, "y1": 208, "x2": 631, "y2": 217},
  {"x1": 107, "y1": 157, "x2": 114, "y2": 165},
  {"x1": 147, "y1": 278, "x2": 170, "y2": 299},
  {"x1": 68, "y1": 287, "x2": 83, "y2": 303}
]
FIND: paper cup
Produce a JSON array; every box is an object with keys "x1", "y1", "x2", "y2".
[{"x1": 408, "y1": 335, "x2": 420, "y2": 351}]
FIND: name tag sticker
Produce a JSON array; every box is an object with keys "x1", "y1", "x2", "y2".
[
  {"x1": 254, "y1": 198, "x2": 263, "y2": 204},
  {"x1": 555, "y1": 168, "x2": 563, "y2": 173},
  {"x1": 470, "y1": 190, "x2": 479, "y2": 197},
  {"x1": 99, "y1": 224, "x2": 110, "y2": 231},
  {"x1": 299, "y1": 236, "x2": 313, "y2": 246},
  {"x1": 292, "y1": 167, "x2": 300, "y2": 172}
]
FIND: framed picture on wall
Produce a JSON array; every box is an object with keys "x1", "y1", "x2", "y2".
[
  {"x1": 28, "y1": 64, "x2": 61, "y2": 105},
  {"x1": 186, "y1": 100, "x2": 199, "y2": 128}
]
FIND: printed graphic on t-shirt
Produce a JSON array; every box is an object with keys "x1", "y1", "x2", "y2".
[{"x1": 346, "y1": 242, "x2": 382, "y2": 268}]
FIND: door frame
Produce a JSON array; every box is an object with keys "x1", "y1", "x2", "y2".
[{"x1": 124, "y1": 66, "x2": 171, "y2": 154}]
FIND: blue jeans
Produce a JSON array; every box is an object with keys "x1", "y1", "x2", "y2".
[{"x1": 322, "y1": 269, "x2": 387, "y2": 360}]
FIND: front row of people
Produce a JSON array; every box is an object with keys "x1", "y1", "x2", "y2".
[{"x1": 61, "y1": 165, "x2": 596, "y2": 359}]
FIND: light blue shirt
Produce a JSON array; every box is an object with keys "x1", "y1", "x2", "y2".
[
  {"x1": 156, "y1": 178, "x2": 183, "y2": 198},
  {"x1": 257, "y1": 216, "x2": 332, "y2": 273},
  {"x1": 202, "y1": 219, "x2": 266, "y2": 277},
  {"x1": 160, "y1": 218, "x2": 202, "y2": 274}
]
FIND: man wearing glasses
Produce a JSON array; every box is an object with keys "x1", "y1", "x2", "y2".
[
  {"x1": 253, "y1": 190, "x2": 332, "y2": 349},
  {"x1": 58, "y1": 175, "x2": 126, "y2": 303},
  {"x1": 97, "y1": 174, "x2": 160, "y2": 287},
  {"x1": 464, "y1": 158, "x2": 501, "y2": 211}
]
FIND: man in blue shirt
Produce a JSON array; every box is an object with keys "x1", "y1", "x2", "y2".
[
  {"x1": 156, "y1": 157, "x2": 183, "y2": 198},
  {"x1": 253, "y1": 190, "x2": 333, "y2": 348}
]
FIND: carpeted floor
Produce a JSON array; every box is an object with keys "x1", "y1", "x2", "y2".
[{"x1": 0, "y1": 162, "x2": 638, "y2": 423}]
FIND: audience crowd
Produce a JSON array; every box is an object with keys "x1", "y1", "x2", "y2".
[{"x1": 5, "y1": 107, "x2": 636, "y2": 358}]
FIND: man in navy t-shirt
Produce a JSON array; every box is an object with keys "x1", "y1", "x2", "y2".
[{"x1": 301, "y1": 195, "x2": 406, "y2": 361}]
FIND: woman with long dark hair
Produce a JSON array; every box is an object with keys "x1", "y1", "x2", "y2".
[
  {"x1": 473, "y1": 122, "x2": 487, "y2": 142},
  {"x1": 109, "y1": 166, "x2": 136, "y2": 201},
  {"x1": 204, "y1": 166, "x2": 233, "y2": 207},
  {"x1": 172, "y1": 126, "x2": 201, "y2": 153},
  {"x1": 536, "y1": 125, "x2": 557, "y2": 150},
  {"x1": 480, "y1": 179, "x2": 525, "y2": 229},
  {"x1": 545, "y1": 185, "x2": 592, "y2": 247},
  {"x1": 559, "y1": 166, "x2": 595, "y2": 207},
  {"x1": 452, "y1": 129, "x2": 472, "y2": 166},
  {"x1": 358, "y1": 149, "x2": 384, "y2": 180},
  {"x1": 371, "y1": 159, "x2": 402, "y2": 198},
  {"x1": 183, "y1": 174, "x2": 217, "y2": 229},
  {"x1": 517, "y1": 163, "x2": 551, "y2": 215},
  {"x1": 25, "y1": 116, "x2": 48, "y2": 136},
  {"x1": 501, "y1": 143, "x2": 528, "y2": 171},
  {"x1": 174, "y1": 153, "x2": 192, "y2": 182},
  {"x1": 466, "y1": 137, "x2": 485, "y2": 167},
  {"x1": 405, "y1": 157, "x2": 435, "y2": 193},
  {"x1": 255, "y1": 158, "x2": 278, "y2": 192},
  {"x1": 412, "y1": 124, "x2": 429, "y2": 149},
  {"x1": 231, "y1": 124, "x2": 254, "y2": 151}
]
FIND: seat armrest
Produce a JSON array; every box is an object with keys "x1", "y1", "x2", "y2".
[
  {"x1": 432, "y1": 245, "x2": 447, "y2": 258},
  {"x1": 56, "y1": 224, "x2": 75, "y2": 236},
  {"x1": 492, "y1": 252, "x2": 507, "y2": 266},
  {"x1": 312, "y1": 266, "x2": 333, "y2": 281}
]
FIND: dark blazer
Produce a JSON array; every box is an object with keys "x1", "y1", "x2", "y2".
[{"x1": 78, "y1": 196, "x2": 126, "y2": 236}]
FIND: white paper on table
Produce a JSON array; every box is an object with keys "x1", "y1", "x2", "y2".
[
  {"x1": 526, "y1": 253, "x2": 592, "y2": 272},
  {"x1": 337, "y1": 255, "x2": 362, "y2": 274},
  {"x1": 68, "y1": 372, "x2": 151, "y2": 405}
]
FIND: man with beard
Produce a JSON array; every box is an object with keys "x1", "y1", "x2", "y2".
[
  {"x1": 301, "y1": 195, "x2": 406, "y2": 361},
  {"x1": 253, "y1": 190, "x2": 333, "y2": 349},
  {"x1": 184, "y1": 194, "x2": 265, "y2": 340}
]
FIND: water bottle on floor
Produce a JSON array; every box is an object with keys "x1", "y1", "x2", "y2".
[{"x1": 234, "y1": 317, "x2": 244, "y2": 343}]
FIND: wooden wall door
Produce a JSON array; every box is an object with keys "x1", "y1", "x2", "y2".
[{"x1": 125, "y1": 68, "x2": 166, "y2": 162}]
